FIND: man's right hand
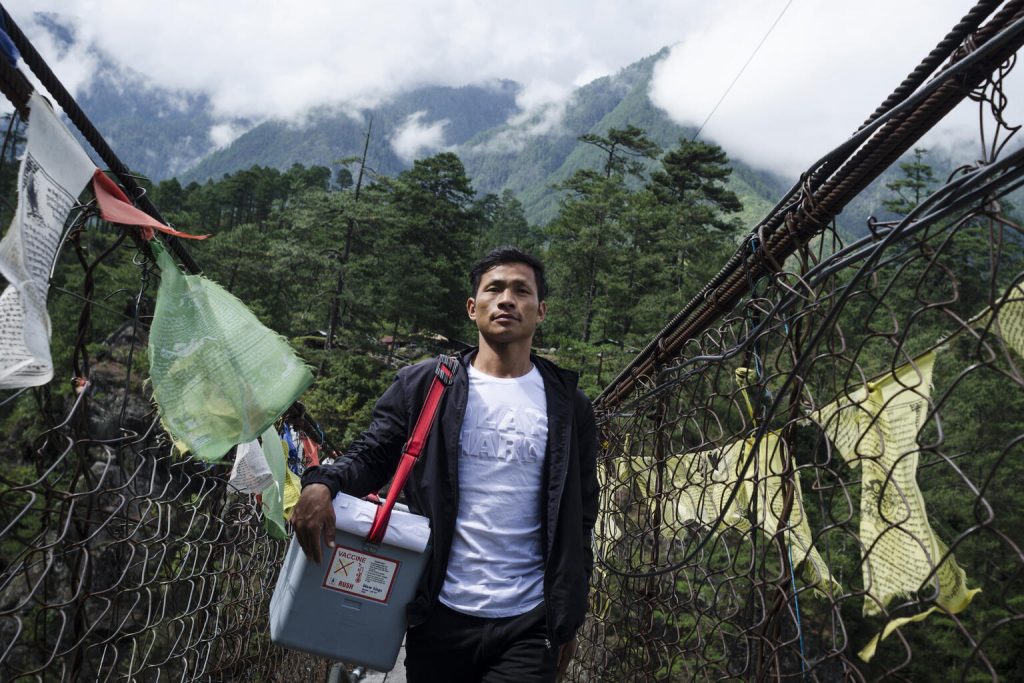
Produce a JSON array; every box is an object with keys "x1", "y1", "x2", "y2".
[{"x1": 292, "y1": 483, "x2": 336, "y2": 564}]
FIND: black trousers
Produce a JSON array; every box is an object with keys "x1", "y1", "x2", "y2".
[{"x1": 404, "y1": 602, "x2": 557, "y2": 683}]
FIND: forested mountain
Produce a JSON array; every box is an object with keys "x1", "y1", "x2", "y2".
[
  {"x1": 176, "y1": 49, "x2": 789, "y2": 228},
  {"x1": 35, "y1": 12, "x2": 989, "y2": 234},
  {"x1": 458, "y1": 50, "x2": 788, "y2": 226},
  {"x1": 37, "y1": 11, "x2": 973, "y2": 236},
  {"x1": 33, "y1": 13, "x2": 249, "y2": 180},
  {"x1": 179, "y1": 81, "x2": 521, "y2": 184},
  {"x1": 35, "y1": 9, "x2": 789, "y2": 229}
]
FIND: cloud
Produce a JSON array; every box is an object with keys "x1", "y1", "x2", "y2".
[
  {"x1": 390, "y1": 112, "x2": 450, "y2": 163},
  {"x1": 510, "y1": 80, "x2": 573, "y2": 129},
  {"x1": 209, "y1": 122, "x2": 248, "y2": 149},
  {"x1": 467, "y1": 102, "x2": 573, "y2": 156},
  {"x1": 648, "y1": 0, "x2": 1024, "y2": 177},
  {"x1": 5, "y1": 0, "x2": 696, "y2": 123},
  {"x1": 3, "y1": 1, "x2": 1019, "y2": 177},
  {"x1": 15, "y1": 12, "x2": 98, "y2": 101},
  {"x1": 477, "y1": 79, "x2": 577, "y2": 152}
]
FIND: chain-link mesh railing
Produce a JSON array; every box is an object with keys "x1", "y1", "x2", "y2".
[
  {"x1": 0, "y1": 192, "x2": 331, "y2": 681},
  {"x1": 0, "y1": 74, "x2": 336, "y2": 683},
  {"x1": 575, "y1": 5, "x2": 1024, "y2": 681}
]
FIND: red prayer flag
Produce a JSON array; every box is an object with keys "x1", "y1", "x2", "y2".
[
  {"x1": 300, "y1": 434, "x2": 321, "y2": 467},
  {"x1": 91, "y1": 170, "x2": 209, "y2": 240}
]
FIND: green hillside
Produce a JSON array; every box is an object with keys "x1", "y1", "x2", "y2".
[
  {"x1": 459, "y1": 49, "x2": 787, "y2": 226},
  {"x1": 179, "y1": 82, "x2": 521, "y2": 184},
  {"x1": 160, "y1": 45, "x2": 995, "y2": 236},
  {"x1": 171, "y1": 49, "x2": 791, "y2": 228}
]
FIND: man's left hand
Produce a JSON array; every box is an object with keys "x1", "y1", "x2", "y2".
[{"x1": 556, "y1": 636, "x2": 577, "y2": 680}]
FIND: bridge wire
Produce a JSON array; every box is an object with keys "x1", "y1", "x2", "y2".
[
  {"x1": 692, "y1": 0, "x2": 795, "y2": 142},
  {"x1": 598, "y1": 1, "x2": 1024, "y2": 408},
  {"x1": 0, "y1": 3, "x2": 200, "y2": 275}
]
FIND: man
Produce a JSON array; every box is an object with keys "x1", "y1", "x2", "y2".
[{"x1": 293, "y1": 246, "x2": 599, "y2": 682}]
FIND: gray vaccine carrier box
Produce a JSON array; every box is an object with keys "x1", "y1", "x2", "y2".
[{"x1": 269, "y1": 493, "x2": 431, "y2": 671}]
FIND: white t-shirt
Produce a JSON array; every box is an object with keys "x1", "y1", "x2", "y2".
[{"x1": 438, "y1": 362, "x2": 548, "y2": 617}]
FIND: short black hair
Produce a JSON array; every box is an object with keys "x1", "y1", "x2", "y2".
[{"x1": 470, "y1": 246, "x2": 548, "y2": 301}]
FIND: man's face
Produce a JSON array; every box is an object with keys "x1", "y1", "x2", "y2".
[{"x1": 467, "y1": 263, "x2": 546, "y2": 344}]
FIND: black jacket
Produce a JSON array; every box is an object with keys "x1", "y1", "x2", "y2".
[{"x1": 301, "y1": 348, "x2": 599, "y2": 645}]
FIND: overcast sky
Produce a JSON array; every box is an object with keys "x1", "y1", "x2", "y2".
[{"x1": 5, "y1": 0, "x2": 1021, "y2": 176}]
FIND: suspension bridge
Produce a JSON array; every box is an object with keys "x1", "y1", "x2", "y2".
[{"x1": 3, "y1": 1, "x2": 1024, "y2": 680}]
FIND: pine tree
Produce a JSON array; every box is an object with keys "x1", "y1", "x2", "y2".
[
  {"x1": 883, "y1": 147, "x2": 935, "y2": 215},
  {"x1": 640, "y1": 139, "x2": 743, "y2": 325},
  {"x1": 578, "y1": 125, "x2": 661, "y2": 179}
]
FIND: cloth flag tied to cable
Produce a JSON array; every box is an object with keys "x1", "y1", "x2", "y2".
[
  {"x1": 256, "y1": 427, "x2": 304, "y2": 539},
  {"x1": 260, "y1": 427, "x2": 289, "y2": 539},
  {"x1": 148, "y1": 242, "x2": 313, "y2": 462},
  {"x1": 705, "y1": 434, "x2": 840, "y2": 596},
  {"x1": 228, "y1": 438, "x2": 275, "y2": 494},
  {"x1": 809, "y1": 351, "x2": 979, "y2": 660},
  {"x1": 90, "y1": 169, "x2": 207, "y2": 240},
  {"x1": 0, "y1": 92, "x2": 94, "y2": 388},
  {"x1": 972, "y1": 280, "x2": 1024, "y2": 358},
  {"x1": 609, "y1": 430, "x2": 839, "y2": 597},
  {"x1": 0, "y1": 91, "x2": 208, "y2": 390}
]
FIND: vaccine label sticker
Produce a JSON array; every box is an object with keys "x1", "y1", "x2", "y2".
[{"x1": 322, "y1": 545, "x2": 400, "y2": 604}]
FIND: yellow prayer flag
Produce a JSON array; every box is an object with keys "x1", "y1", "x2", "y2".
[
  {"x1": 809, "y1": 352, "x2": 979, "y2": 659},
  {"x1": 675, "y1": 444, "x2": 747, "y2": 530},
  {"x1": 591, "y1": 461, "x2": 623, "y2": 618},
  {"x1": 983, "y1": 281, "x2": 1024, "y2": 359},
  {"x1": 857, "y1": 541, "x2": 980, "y2": 662},
  {"x1": 857, "y1": 606, "x2": 937, "y2": 661},
  {"x1": 282, "y1": 465, "x2": 302, "y2": 521},
  {"x1": 735, "y1": 367, "x2": 759, "y2": 420},
  {"x1": 713, "y1": 435, "x2": 840, "y2": 596},
  {"x1": 617, "y1": 442, "x2": 748, "y2": 535},
  {"x1": 594, "y1": 461, "x2": 624, "y2": 575},
  {"x1": 611, "y1": 429, "x2": 839, "y2": 596}
]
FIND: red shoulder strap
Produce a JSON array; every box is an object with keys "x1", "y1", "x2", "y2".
[{"x1": 366, "y1": 355, "x2": 459, "y2": 545}]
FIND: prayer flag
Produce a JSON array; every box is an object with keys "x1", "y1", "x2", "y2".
[
  {"x1": 283, "y1": 467, "x2": 302, "y2": 521},
  {"x1": 810, "y1": 352, "x2": 979, "y2": 660},
  {"x1": 0, "y1": 92, "x2": 95, "y2": 388},
  {"x1": 260, "y1": 428, "x2": 288, "y2": 539},
  {"x1": 228, "y1": 438, "x2": 275, "y2": 494},
  {"x1": 148, "y1": 242, "x2": 313, "y2": 462},
  {"x1": 726, "y1": 434, "x2": 840, "y2": 595},
  {"x1": 985, "y1": 281, "x2": 1024, "y2": 359},
  {"x1": 91, "y1": 169, "x2": 208, "y2": 240},
  {"x1": 677, "y1": 435, "x2": 840, "y2": 595},
  {"x1": 614, "y1": 431, "x2": 839, "y2": 595}
]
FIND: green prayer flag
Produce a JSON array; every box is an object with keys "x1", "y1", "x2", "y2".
[
  {"x1": 148, "y1": 243, "x2": 313, "y2": 462},
  {"x1": 261, "y1": 427, "x2": 288, "y2": 540}
]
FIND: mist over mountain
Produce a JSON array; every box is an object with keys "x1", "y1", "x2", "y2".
[
  {"x1": 26, "y1": 8, "x2": 782, "y2": 227},
  {"x1": 31, "y1": 13, "x2": 249, "y2": 180},
  {"x1": 179, "y1": 81, "x2": 521, "y2": 184},
  {"x1": 33, "y1": 12, "x2": 966, "y2": 234},
  {"x1": 457, "y1": 49, "x2": 788, "y2": 226},
  {"x1": 171, "y1": 48, "x2": 791, "y2": 227}
]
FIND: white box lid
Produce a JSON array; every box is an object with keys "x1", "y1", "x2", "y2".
[{"x1": 332, "y1": 492, "x2": 430, "y2": 553}]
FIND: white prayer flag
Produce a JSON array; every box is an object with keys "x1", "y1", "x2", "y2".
[
  {"x1": 228, "y1": 438, "x2": 275, "y2": 494},
  {"x1": 0, "y1": 92, "x2": 96, "y2": 388}
]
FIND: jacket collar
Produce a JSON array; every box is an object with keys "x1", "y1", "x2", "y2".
[{"x1": 455, "y1": 346, "x2": 579, "y2": 395}]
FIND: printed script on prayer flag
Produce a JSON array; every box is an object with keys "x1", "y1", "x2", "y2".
[{"x1": 0, "y1": 92, "x2": 95, "y2": 388}]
